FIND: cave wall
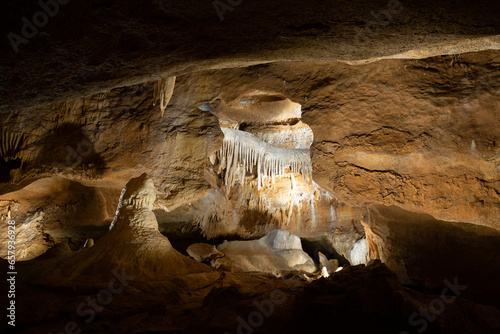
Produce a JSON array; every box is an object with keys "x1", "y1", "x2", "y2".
[
  {"x1": 1, "y1": 51, "x2": 499, "y2": 263},
  {"x1": 363, "y1": 204, "x2": 500, "y2": 308},
  {"x1": 0, "y1": 76, "x2": 223, "y2": 259},
  {"x1": 173, "y1": 54, "x2": 500, "y2": 229},
  {"x1": 1, "y1": 0, "x2": 499, "y2": 112},
  {"x1": 0, "y1": 77, "x2": 222, "y2": 209},
  {"x1": 303, "y1": 52, "x2": 500, "y2": 228}
]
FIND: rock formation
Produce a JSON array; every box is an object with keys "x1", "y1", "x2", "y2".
[
  {"x1": 214, "y1": 230, "x2": 317, "y2": 274},
  {"x1": 187, "y1": 243, "x2": 224, "y2": 263},
  {"x1": 46, "y1": 173, "x2": 211, "y2": 284},
  {"x1": 318, "y1": 251, "x2": 339, "y2": 275},
  {"x1": 216, "y1": 127, "x2": 312, "y2": 189},
  {"x1": 362, "y1": 204, "x2": 500, "y2": 308},
  {"x1": 153, "y1": 76, "x2": 176, "y2": 116}
]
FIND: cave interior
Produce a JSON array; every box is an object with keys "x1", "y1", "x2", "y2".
[{"x1": 1, "y1": 0, "x2": 500, "y2": 333}]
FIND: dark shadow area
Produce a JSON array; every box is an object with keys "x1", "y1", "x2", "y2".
[
  {"x1": 164, "y1": 229, "x2": 246, "y2": 256},
  {"x1": 301, "y1": 236, "x2": 350, "y2": 266},
  {"x1": 367, "y1": 204, "x2": 500, "y2": 309},
  {"x1": 37, "y1": 123, "x2": 105, "y2": 174},
  {"x1": 0, "y1": 157, "x2": 21, "y2": 183}
]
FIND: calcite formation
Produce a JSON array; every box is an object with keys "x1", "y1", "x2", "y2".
[
  {"x1": 45, "y1": 173, "x2": 210, "y2": 283},
  {"x1": 214, "y1": 229, "x2": 317, "y2": 274},
  {"x1": 216, "y1": 127, "x2": 312, "y2": 189},
  {"x1": 153, "y1": 76, "x2": 176, "y2": 116},
  {"x1": 318, "y1": 251, "x2": 339, "y2": 275},
  {"x1": 0, "y1": 127, "x2": 23, "y2": 160}
]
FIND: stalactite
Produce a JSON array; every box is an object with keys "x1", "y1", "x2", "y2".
[
  {"x1": 0, "y1": 127, "x2": 23, "y2": 160},
  {"x1": 153, "y1": 76, "x2": 176, "y2": 116},
  {"x1": 192, "y1": 179, "x2": 338, "y2": 239},
  {"x1": 194, "y1": 127, "x2": 340, "y2": 238},
  {"x1": 216, "y1": 128, "x2": 312, "y2": 189}
]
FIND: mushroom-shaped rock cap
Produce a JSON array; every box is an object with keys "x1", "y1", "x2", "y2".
[
  {"x1": 120, "y1": 173, "x2": 156, "y2": 210},
  {"x1": 110, "y1": 173, "x2": 158, "y2": 231}
]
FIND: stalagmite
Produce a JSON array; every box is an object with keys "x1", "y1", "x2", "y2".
[
  {"x1": 318, "y1": 251, "x2": 339, "y2": 275},
  {"x1": 153, "y1": 76, "x2": 176, "y2": 116},
  {"x1": 217, "y1": 128, "x2": 312, "y2": 189},
  {"x1": 44, "y1": 173, "x2": 210, "y2": 284}
]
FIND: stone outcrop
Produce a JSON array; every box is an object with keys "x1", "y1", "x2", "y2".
[{"x1": 363, "y1": 204, "x2": 500, "y2": 309}]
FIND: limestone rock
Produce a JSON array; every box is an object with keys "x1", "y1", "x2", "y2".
[
  {"x1": 187, "y1": 243, "x2": 224, "y2": 262},
  {"x1": 318, "y1": 251, "x2": 339, "y2": 275},
  {"x1": 275, "y1": 249, "x2": 317, "y2": 272},
  {"x1": 214, "y1": 229, "x2": 317, "y2": 274},
  {"x1": 349, "y1": 238, "x2": 370, "y2": 266},
  {"x1": 44, "y1": 173, "x2": 211, "y2": 284},
  {"x1": 262, "y1": 230, "x2": 303, "y2": 250}
]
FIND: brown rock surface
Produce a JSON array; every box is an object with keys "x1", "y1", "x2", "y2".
[
  {"x1": 1, "y1": 0, "x2": 499, "y2": 112},
  {"x1": 3, "y1": 52, "x2": 498, "y2": 263},
  {"x1": 186, "y1": 243, "x2": 224, "y2": 262},
  {"x1": 173, "y1": 53, "x2": 500, "y2": 229},
  {"x1": 363, "y1": 204, "x2": 500, "y2": 308},
  {"x1": 1, "y1": 1, "x2": 499, "y2": 332},
  {"x1": 302, "y1": 53, "x2": 500, "y2": 229}
]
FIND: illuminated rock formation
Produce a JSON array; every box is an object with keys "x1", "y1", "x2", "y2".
[
  {"x1": 0, "y1": 1, "x2": 499, "y2": 332},
  {"x1": 318, "y1": 251, "x2": 339, "y2": 275},
  {"x1": 213, "y1": 230, "x2": 317, "y2": 274},
  {"x1": 216, "y1": 127, "x2": 312, "y2": 189},
  {"x1": 189, "y1": 102, "x2": 338, "y2": 240},
  {"x1": 349, "y1": 238, "x2": 369, "y2": 266}
]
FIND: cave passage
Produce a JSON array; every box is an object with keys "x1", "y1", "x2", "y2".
[{"x1": 0, "y1": 7, "x2": 499, "y2": 330}]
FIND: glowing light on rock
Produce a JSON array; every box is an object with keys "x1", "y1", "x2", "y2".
[
  {"x1": 217, "y1": 128, "x2": 312, "y2": 189},
  {"x1": 321, "y1": 266, "x2": 330, "y2": 278}
]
